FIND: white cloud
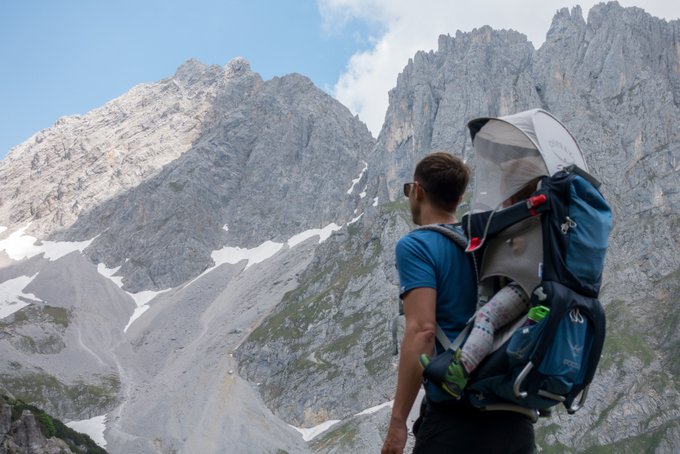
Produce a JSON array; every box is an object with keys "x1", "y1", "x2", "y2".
[{"x1": 319, "y1": 0, "x2": 680, "y2": 136}]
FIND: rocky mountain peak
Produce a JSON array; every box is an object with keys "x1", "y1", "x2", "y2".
[
  {"x1": 40, "y1": 58, "x2": 375, "y2": 292},
  {"x1": 225, "y1": 56, "x2": 252, "y2": 77},
  {"x1": 545, "y1": 5, "x2": 586, "y2": 39},
  {"x1": 376, "y1": 26, "x2": 536, "y2": 199},
  {"x1": 173, "y1": 58, "x2": 215, "y2": 84}
]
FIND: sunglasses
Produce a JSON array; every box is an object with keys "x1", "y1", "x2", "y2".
[{"x1": 403, "y1": 181, "x2": 426, "y2": 197}]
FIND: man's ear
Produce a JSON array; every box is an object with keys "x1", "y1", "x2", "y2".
[{"x1": 416, "y1": 183, "x2": 426, "y2": 201}]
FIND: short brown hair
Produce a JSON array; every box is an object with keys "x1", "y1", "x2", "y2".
[{"x1": 414, "y1": 152, "x2": 470, "y2": 212}]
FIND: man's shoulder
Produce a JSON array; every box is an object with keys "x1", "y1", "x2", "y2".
[
  {"x1": 398, "y1": 225, "x2": 465, "y2": 249},
  {"x1": 396, "y1": 228, "x2": 435, "y2": 252},
  {"x1": 396, "y1": 227, "x2": 468, "y2": 267}
]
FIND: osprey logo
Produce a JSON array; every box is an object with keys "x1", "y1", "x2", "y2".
[
  {"x1": 563, "y1": 358, "x2": 580, "y2": 370},
  {"x1": 568, "y1": 339, "x2": 584, "y2": 358}
]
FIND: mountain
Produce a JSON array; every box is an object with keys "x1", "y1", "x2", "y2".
[
  {"x1": 0, "y1": 57, "x2": 376, "y2": 453},
  {"x1": 1, "y1": 1, "x2": 679, "y2": 453}
]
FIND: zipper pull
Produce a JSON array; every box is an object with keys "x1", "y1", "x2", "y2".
[{"x1": 560, "y1": 216, "x2": 577, "y2": 234}]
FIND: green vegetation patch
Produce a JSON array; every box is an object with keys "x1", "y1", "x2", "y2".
[
  {"x1": 599, "y1": 299, "x2": 657, "y2": 370},
  {"x1": 0, "y1": 304, "x2": 71, "y2": 329},
  {"x1": 1, "y1": 393, "x2": 107, "y2": 453},
  {"x1": 9, "y1": 309, "x2": 29, "y2": 324},
  {"x1": 599, "y1": 329, "x2": 656, "y2": 370},
  {"x1": 380, "y1": 199, "x2": 412, "y2": 225},
  {"x1": 0, "y1": 372, "x2": 120, "y2": 419},
  {"x1": 579, "y1": 419, "x2": 678, "y2": 454},
  {"x1": 311, "y1": 421, "x2": 360, "y2": 452},
  {"x1": 248, "y1": 227, "x2": 382, "y2": 347},
  {"x1": 43, "y1": 305, "x2": 71, "y2": 328}
]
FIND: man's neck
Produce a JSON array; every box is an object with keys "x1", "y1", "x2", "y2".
[{"x1": 418, "y1": 206, "x2": 457, "y2": 226}]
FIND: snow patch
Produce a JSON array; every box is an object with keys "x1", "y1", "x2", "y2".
[
  {"x1": 186, "y1": 223, "x2": 343, "y2": 290},
  {"x1": 305, "y1": 351, "x2": 324, "y2": 365},
  {"x1": 0, "y1": 224, "x2": 92, "y2": 261},
  {"x1": 346, "y1": 161, "x2": 368, "y2": 195},
  {"x1": 66, "y1": 414, "x2": 107, "y2": 448},
  {"x1": 355, "y1": 400, "x2": 393, "y2": 417},
  {"x1": 212, "y1": 240, "x2": 284, "y2": 269},
  {"x1": 129, "y1": 290, "x2": 165, "y2": 307},
  {"x1": 222, "y1": 224, "x2": 229, "y2": 232},
  {"x1": 41, "y1": 238, "x2": 93, "y2": 261},
  {"x1": 359, "y1": 185, "x2": 367, "y2": 199},
  {"x1": 0, "y1": 274, "x2": 39, "y2": 319},
  {"x1": 123, "y1": 289, "x2": 170, "y2": 333},
  {"x1": 0, "y1": 226, "x2": 7, "y2": 234},
  {"x1": 96, "y1": 264, "x2": 124, "y2": 288},
  {"x1": 95, "y1": 262, "x2": 169, "y2": 333},
  {"x1": 0, "y1": 226, "x2": 42, "y2": 260},
  {"x1": 124, "y1": 306, "x2": 151, "y2": 333},
  {"x1": 372, "y1": 197, "x2": 379, "y2": 207},
  {"x1": 291, "y1": 419, "x2": 341, "y2": 442},
  {"x1": 287, "y1": 223, "x2": 342, "y2": 248},
  {"x1": 291, "y1": 396, "x2": 417, "y2": 443},
  {"x1": 348, "y1": 214, "x2": 363, "y2": 225}
]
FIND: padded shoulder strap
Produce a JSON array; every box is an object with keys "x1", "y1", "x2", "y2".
[
  {"x1": 415, "y1": 224, "x2": 473, "y2": 352},
  {"x1": 416, "y1": 224, "x2": 467, "y2": 250}
]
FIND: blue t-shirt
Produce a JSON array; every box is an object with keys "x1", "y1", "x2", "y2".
[{"x1": 395, "y1": 226, "x2": 477, "y2": 401}]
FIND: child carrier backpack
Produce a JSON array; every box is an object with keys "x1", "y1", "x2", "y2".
[{"x1": 415, "y1": 109, "x2": 612, "y2": 421}]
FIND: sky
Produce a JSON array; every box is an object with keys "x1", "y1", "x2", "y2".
[{"x1": 1, "y1": 0, "x2": 679, "y2": 159}]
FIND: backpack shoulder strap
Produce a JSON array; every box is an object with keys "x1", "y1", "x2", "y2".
[
  {"x1": 415, "y1": 223, "x2": 474, "y2": 352},
  {"x1": 415, "y1": 224, "x2": 468, "y2": 250}
]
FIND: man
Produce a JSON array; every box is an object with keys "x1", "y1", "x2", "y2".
[{"x1": 381, "y1": 152, "x2": 535, "y2": 454}]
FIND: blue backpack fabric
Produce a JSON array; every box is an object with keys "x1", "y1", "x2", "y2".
[
  {"x1": 540, "y1": 171, "x2": 611, "y2": 297},
  {"x1": 460, "y1": 168, "x2": 612, "y2": 418}
]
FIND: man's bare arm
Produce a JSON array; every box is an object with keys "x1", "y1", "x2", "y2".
[{"x1": 382, "y1": 287, "x2": 436, "y2": 454}]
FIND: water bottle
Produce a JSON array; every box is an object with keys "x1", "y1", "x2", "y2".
[{"x1": 523, "y1": 305, "x2": 550, "y2": 327}]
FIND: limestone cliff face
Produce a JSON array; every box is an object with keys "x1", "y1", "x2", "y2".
[
  {"x1": 54, "y1": 59, "x2": 374, "y2": 293},
  {"x1": 0, "y1": 407, "x2": 73, "y2": 454},
  {"x1": 0, "y1": 58, "x2": 375, "y2": 293},
  {"x1": 373, "y1": 25, "x2": 540, "y2": 197}
]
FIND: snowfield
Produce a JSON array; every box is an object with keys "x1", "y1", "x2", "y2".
[{"x1": 66, "y1": 414, "x2": 107, "y2": 448}]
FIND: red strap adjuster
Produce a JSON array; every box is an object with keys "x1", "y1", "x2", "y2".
[
  {"x1": 527, "y1": 194, "x2": 547, "y2": 216},
  {"x1": 467, "y1": 237, "x2": 482, "y2": 252}
]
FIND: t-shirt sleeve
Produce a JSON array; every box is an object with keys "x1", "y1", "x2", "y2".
[{"x1": 395, "y1": 234, "x2": 436, "y2": 297}]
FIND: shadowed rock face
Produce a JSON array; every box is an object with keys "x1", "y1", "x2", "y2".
[
  {"x1": 1, "y1": 3, "x2": 679, "y2": 453},
  {"x1": 0, "y1": 406, "x2": 72, "y2": 454}
]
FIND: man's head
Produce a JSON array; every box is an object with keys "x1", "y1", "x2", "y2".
[{"x1": 405, "y1": 152, "x2": 470, "y2": 225}]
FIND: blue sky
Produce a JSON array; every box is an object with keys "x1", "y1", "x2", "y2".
[{"x1": 2, "y1": 1, "x2": 679, "y2": 159}]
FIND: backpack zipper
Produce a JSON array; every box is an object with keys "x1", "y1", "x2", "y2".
[{"x1": 560, "y1": 216, "x2": 577, "y2": 234}]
